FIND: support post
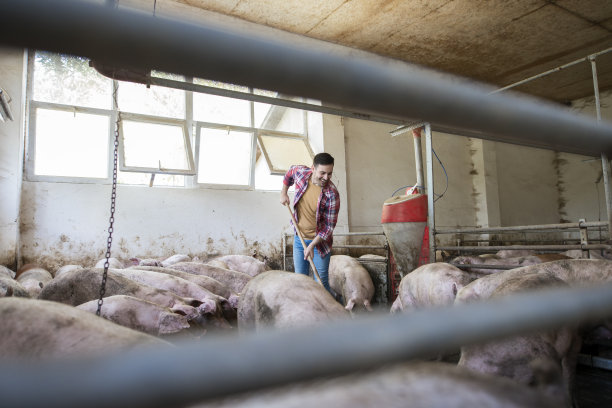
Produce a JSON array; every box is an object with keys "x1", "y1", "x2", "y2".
[
  {"x1": 425, "y1": 123, "x2": 435, "y2": 263},
  {"x1": 413, "y1": 129, "x2": 424, "y2": 193},
  {"x1": 590, "y1": 56, "x2": 612, "y2": 241}
]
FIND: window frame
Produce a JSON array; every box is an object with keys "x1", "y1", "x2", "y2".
[
  {"x1": 25, "y1": 51, "x2": 313, "y2": 190},
  {"x1": 256, "y1": 129, "x2": 314, "y2": 175},
  {"x1": 118, "y1": 112, "x2": 196, "y2": 176}
]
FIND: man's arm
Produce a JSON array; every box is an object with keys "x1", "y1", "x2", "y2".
[{"x1": 280, "y1": 166, "x2": 296, "y2": 206}]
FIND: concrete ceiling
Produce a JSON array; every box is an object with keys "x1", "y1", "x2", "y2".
[{"x1": 175, "y1": 0, "x2": 612, "y2": 104}]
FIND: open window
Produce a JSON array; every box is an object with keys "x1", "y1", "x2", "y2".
[
  {"x1": 257, "y1": 132, "x2": 314, "y2": 175},
  {"x1": 119, "y1": 115, "x2": 196, "y2": 177}
]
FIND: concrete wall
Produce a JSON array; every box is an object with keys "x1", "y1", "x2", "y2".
[{"x1": 0, "y1": 47, "x2": 25, "y2": 269}]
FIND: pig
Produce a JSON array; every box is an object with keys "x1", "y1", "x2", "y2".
[
  {"x1": 456, "y1": 259, "x2": 612, "y2": 305},
  {"x1": 390, "y1": 263, "x2": 482, "y2": 313},
  {"x1": 561, "y1": 249, "x2": 612, "y2": 260},
  {"x1": 207, "y1": 255, "x2": 269, "y2": 277},
  {"x1": 496, "y1": 248, "x2": 536, "y2": 258},
  {"x1": 161, "y1": 254, "x2": 191, "y2": 267},
  {"x1": 0, "y1": 297, "x2": 169, "y2": 359},
  {"x1": 328, "y1": 255, "x2": 375, "y2": 312},
  {"x1": 238, "y1": 270, "x2": 348, "y2": 331},
  {"x1": 110, "y1": 268, "x2": 235, "y2": 325},
  {"x1": 0, "y1": 265, "x2": 16, "y2": 279},
  {"x1": 39, "y1": 267, "x2": 203, "y2": 320},
  {"x1": 130, "y1": 265, "x2": 240, "y2": 309},
  {"x1": 451, "y1": 254, "x2": 569, "y2": 274},
  {"x1": 0, "y1": 275, "x2": 29, "y2": 298},
  {"x1": 94, "y1": 257, "x2": 125, "y2": 269},
  {"x1": 15, "y1": 264, "x2": 53, "y2": 297},
  {"x1": 171, "y1": 262, "x2": 252, "y2": 294},
  {"x1": 458, "y1": 273, "x2": 580, "y2": 405},
  {"x1": 77, "y1": 295, "x2": 191, "y2": 336},
  {"x1": 193, "y1": 361, "x2": 563, "y2": 408},
  {"x1": 54, "y1": 264, "x2": 83, "y2": 278}
]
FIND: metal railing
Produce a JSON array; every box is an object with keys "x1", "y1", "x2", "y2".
[{"x1": 2, "y1": 283, "x2": 612, "y2": 408}]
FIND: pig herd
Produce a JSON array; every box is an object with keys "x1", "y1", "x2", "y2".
[{"x1": 1, "y1": 249, "x2": 611, "y2": 407}]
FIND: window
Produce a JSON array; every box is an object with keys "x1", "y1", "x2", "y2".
[{"x1": 27, "y1": 51, "x2": 316, "y2": 190}]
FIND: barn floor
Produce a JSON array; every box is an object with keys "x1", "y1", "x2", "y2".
[{"x1": 575, "y1": 365, "x2": 612, "y2": 407}]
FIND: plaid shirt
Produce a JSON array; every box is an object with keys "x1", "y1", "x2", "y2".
[{"x1": 283, "y1": 165, "x2": 340, "y2": 257}]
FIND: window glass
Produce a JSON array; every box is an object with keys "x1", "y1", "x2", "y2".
[
  {"x1": 118, "y1": 169, "x2": 185, "y2": 187},
  {"x1": 121, "y1": 120, "x2": 191, "y2": 171},
  {"x1": 34, "y1": 108, "x2": 109, "y2": 178},
  {"x1": 198, "y1": 128, "x2": 252, "y2": 185},
  {"x1": 254, "y1": 91, "x2": 304, "y2": 133},
  {"x1": 118, "y1": 72, "x2": 185, "y2": 119},
  {"x1": 258, "y1": 135, "x2": 312, "y2": 174},
  {"x1": 193, "y1": 78, "x2": 251, "y2": 126},
  {"x1": 32, "y1": 51, "x2": 112, "y2": 109},
  {"x1": 254, "y1": 146, "x2": 287, "y2": 191}
]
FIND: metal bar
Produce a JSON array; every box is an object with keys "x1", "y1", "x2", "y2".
[
  {"x1": 4, "y1": 0, "x2": 612, "y2": 157},
  {"x1": 425, "y1": 123, "x2": 435, "y2": 263},
  {"x1": 413, "y1": 128, "x2": 424, "y2": 193},
  {"x1": 356, "y1": 258, "x2": 388, "y2": 264},
  {"x1": 151, "y1": 77, "x2": 406, "y2": 126},
  {"x1": 450, "y1": 263, "x2": 517, "y2": 270},
  {"x1": 436, "y1": 221, "x2": 608, "y2": 235},
  {"x1": 578, "y1": 354, "x2": 612, "y2": 371},
  {"x1": 493, "y1": 46, "x2": 612, "y2": 93},
  {"x1": 3, "y1": 283, "x2": 612, "y2": 408},
  {"x1": 591, "y1": 56, "x2": 612, "y2": 241},
  {"x1": 333, "y1": 245, "x2": 387, "y2": 250},
  {"x1": 437, "y1": 244, "x2": 611, "y2": 252},
  {"x1": 285, "y1": 232, "x2": 385, "y2": 238}
]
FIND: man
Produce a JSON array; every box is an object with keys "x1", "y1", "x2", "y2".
[{"x1": 280, "y1": 152, "x2": 340, "y2": 292}]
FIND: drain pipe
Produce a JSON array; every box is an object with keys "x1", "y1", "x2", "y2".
[{"x1": 413, "y1": 127, "x2": 425, "y2": 194}]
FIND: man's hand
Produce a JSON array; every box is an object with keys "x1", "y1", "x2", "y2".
[
  {"x1": 280, "y1": 192, "x2": 290, "y2": 206},
  {"x1": 304, "y1": 242, "x2": 315, "y2": 261}
]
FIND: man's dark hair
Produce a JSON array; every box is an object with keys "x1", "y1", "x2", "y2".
[{"x1": 313, "y1": 152, "x2": 334, "y2": 167}]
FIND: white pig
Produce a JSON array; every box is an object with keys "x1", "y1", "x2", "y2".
[
  {"x1": 208, "y1": 255, "x2": 269, "y2": 277},
  {"x1": 15, "y1": 264, "x2": 53, "y2": 297},
  {"x1": 329, "y1": 255, "x2": 375, "y2": 312}
]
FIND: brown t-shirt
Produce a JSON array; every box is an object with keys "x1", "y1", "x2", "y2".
[{"x1": 296, "y1": 178, "x2": 321, "y2": 240}]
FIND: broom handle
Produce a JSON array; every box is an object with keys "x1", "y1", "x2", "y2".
[{"x1": 285, "y1": 204, "x2": 322, "y2": 284}]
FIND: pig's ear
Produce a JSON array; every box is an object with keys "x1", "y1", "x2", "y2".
[
  {"x1": 452, "y1": 283, "x2": 458, "y2": 296},
  {"x1": 345, "y1": 299, "x2": 355, "y2": 311},
  {"x1": 128, "y1": 257, "x2": 140, "y2": 266}
]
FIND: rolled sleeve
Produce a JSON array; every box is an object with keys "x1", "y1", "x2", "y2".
[{"x1": 283, "y1": 165, "x2": 298, "y2": 186}]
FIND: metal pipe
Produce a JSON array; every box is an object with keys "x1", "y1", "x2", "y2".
[
  {"x1": 333, "y1": 245, "x2": 387, "y2": 250},
  {"x1": 425, "y1": 123, "x2": 436, "y2": 263},
  {"x1": 332, "y1": 231, "x2": 385, "y2": 237},
  {"x1": 437, "y1": 244, "x2": 611, "y2": 252},
  {"x1": 3, "y1": 283, "x2": 612, "y2": 408},
  {"x1": 436, "y1": 221, "x2": 608, "y2": 235},
  {"x1": 450, "y1": 264, "x2": 518, "y2": 270},
  {"x1": 590, "y1": 56, "x2": 612, "y2": 241},
  {"x1": 3, "y1": 0, "x2": 612, "y2": 157},
  {"x1": 494, "y1": 46, "x2": 612, "y2": 93},
  {"x1": 151, "y1": 77, "x2": 406, "y2": 126},
  {"x1": 413, "y1": 128, "x2": 425, "y2": 194}
]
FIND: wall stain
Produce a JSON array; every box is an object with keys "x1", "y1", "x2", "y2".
[{"x1": 553, "y1": 152, "x2": 569, "y2": 223}]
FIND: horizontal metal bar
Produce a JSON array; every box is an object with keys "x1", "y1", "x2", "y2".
[
  {"x1": 2, "y1": 283, "x2": 612, "y2": 408},
  {"x1": 355, "y1": 258, "x2": 388, "y2": 264},
  {"x1": 436, "y1": 221, "x2": 608, "y2": 235},
  {"x1": 152, "y1": 77, "x2": 406, "y2": 126},
  {"x1": 578, "y1": 354, "x2": 612, "y2": 371},
  {"x1": 438, "y1": 244, "x2": 612, "y2": 252},
  {"x1": 450, "y1": 263, "x2": 521, "y2": 271},
  {"x1": 4, "y1": 0, "x2": 612, "y2": 157},
  {"x1": 333, "y1": 231, "x2": 386, "y2": 237},
  {"x1": 333, "y1": 245, "x2": 387, "y2": 249},
  {"x1": 493, "y1": 46, "x2": 612, "y2": 93}
]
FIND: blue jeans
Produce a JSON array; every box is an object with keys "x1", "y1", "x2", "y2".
[{"x1": 293, "y1": 235, "x2": 331, "y2": 292}]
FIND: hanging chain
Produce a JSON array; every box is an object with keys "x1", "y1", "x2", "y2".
[{"x1": 97, "y1": 81, "x2": 120, "y2": 317}]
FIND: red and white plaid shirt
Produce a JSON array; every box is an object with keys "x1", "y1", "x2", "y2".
[{"x1": 283, "y1": 165, "x2": 340, "y2": 257}]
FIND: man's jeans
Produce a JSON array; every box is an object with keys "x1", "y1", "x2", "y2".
[{"x1": 293, "y1": 235, "x2": 331, "y2": 292}]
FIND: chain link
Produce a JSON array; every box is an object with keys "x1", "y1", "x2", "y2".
[{"x1": 97, "y1": 82, "x2": 120, "y2": 317}]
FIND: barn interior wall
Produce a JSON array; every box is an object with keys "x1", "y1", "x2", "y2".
[{"x1": 0, "y1": 47, "x2": 25, "y2": 269}]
